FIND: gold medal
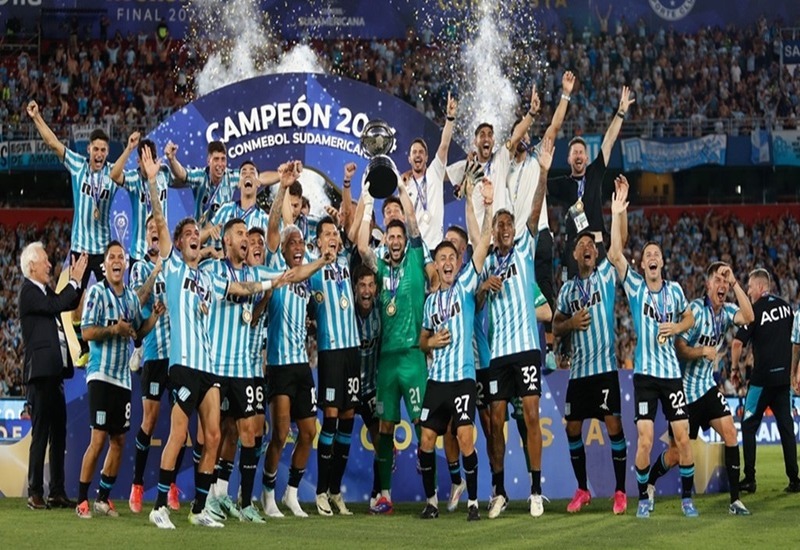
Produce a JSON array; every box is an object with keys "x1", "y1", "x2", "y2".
[
  {"x1": 575, "y1": 199, "x2": 584, "y2": 213},
  {"x1": 340, "y1": 296, "x2": 349, "y2": 309},
  {"x1": 242, "y1": 308, "x2": 252, "y2": 324},
  {"x1": 93, "y1": 207, "x2": 100, "y2": 220},
  {"x1": 657, "y1": 334, "x2": 668, "y2": 345},
  {"x1": 314, "y1": 291, "x2": 324, "y2": 304},
  {"x1": 386, "y1": 300, "x2": 397, "y2": 317},
  {"x1": 199, "y1": 302, "x2": 209, "y2": 315}
]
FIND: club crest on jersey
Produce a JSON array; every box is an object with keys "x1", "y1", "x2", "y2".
[{"x1": 314, "y1": 291, "x2": 324, "y2": 304}]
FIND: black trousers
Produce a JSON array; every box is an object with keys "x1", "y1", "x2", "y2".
[
  {"x1": 741, "y1": 383, "x2": 799, "y2": 482},
  {"x1": 534, "y1": 229, "x2": 555, "y2": 310},
  {"x1": 26, "y1": 376, "x2": 68, "y2": 498}
]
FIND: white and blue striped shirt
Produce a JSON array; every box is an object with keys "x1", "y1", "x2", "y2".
[
  {"x1": 481, "y1": 229, "x2": 547, "y2": 359},
  {"x1": 130, "y1": 258, "x2": 169, "y2": 362},
  {"x1": 64, "y1": 148, "x2": 118, "y2": 254},
  {"x1": 423, "y1": 266, "x2": 478, "y2": 382},
  {"x1": 679, "y1": 298, "x2": 739, "y2": 403},
  {"x1": 81, "y1": 281, "x2": 143, "y2": 389},
  {"x1": 311, "y1": 251, "x2": 359, "y2": 352},
  {"x1": 209, "y1": 200, "x2": 270, "y2": 250},
  {"x1": 124, "y1": 166, "x2": 171, "y2": 261},
  {"x1": 162, "y1": 249, "x2": 228, "y2": 373},
  {"x1": 623, "y1": 268, "x2": 688, "y2": 379},
  {"x1": 791, "y1": 309, "x2": 800, "y2": 344},
  {"x1": 556, "y1": 258, "x2": 618, "y2": 379},
  {"x1": 183, "y1": 167, "x2": 240, "y2": 223},
  {"x1": 266, "y1": 249, "x2": 311, "y2": 366},
  {"x1": 201, "y1": 259, "x2": 267, "y2": 378},
  {"x1": 357, "y1": 306, "x2": 381, "y2": 395}
]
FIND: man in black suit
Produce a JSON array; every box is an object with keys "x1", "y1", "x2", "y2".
[{"x1": 19, "y1": 242, "x2": 87, "y2": 510}]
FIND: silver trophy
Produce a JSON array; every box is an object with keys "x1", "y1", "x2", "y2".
[{"x1": 360, "y1": 119, "x2": 399, "y2": 199}]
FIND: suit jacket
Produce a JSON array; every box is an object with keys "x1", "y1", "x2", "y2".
[{"x1": 19, "y1": 278, "x2": 82, "y2": 383}]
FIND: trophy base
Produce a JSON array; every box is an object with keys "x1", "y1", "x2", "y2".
[{"x1": 365, "y1": 155, "x2": 399, "y2": 199}]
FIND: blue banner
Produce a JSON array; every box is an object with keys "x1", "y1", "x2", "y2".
[
  {"x1": 783, "y1": 40, "x2": 800, "y2": 66},
  {"x1": 0, "y1": 140, "x2": 67, "y2": 172},
  {"x1": 621, "y1": 135, "x2": 727, "y2": 173},
  {"x1": 772, "y1": 131, "x2": 800, "y2": 167}
]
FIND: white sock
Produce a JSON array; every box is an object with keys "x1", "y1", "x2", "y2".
[{"x1": 217, "y1": 479, "x2": 229, "y2": 497}]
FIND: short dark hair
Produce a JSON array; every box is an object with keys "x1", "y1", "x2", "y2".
[
  {"x1": 568, "y1": 137, "x2": 587, "y2": 152},
  {"x1": 573, "y1": 230, "x2": 595, "y2": 250},
  {"x1": 445, "y1": 225, "x2": 468, "y2": 244},
  {"x1": 492, "y1": 208, "x2": 515, "y2": 227},
  {"x1": 382, "y1": 196, "x2": 403, "y2": 216},
  {"x1": 104, "y1": 240, "x2": 124, "y2": 259},
  {"x1": 352, "y1": 263, "x2": 376, "y2": 285},
  {"x1": 145, "y1": 214, "x2": 154, "y2": 227},
  {"x1": 409, "y1": 138, "x2": 428, "y2": 155},
  {"x1": 207, "y1": 141, "x2": 225, "y2": 155},
  {"x1": 248, "y1": 226, "x2": 265, "y2": 238},
  {"x1": 474, "y1": 122, "x2": 494, "y2": 137},
  {"x1": 137, "y1": 138, "x2": 156, "y2": 159},
  {"x1": 223, "y1": 217, "x2": 246, "y2": 236},
  {"x1": 172, "y1": 217, "x2": 198, "y2": 244},
  {"x1": 288, "y1": 181, "x2": 303, "y2": 198},
  {"x1": 240, "y1": 159, "x2": 257, "y2": 171},
  {"x1": 302, "y1": 196, "x2": 310, "y2": 209},
  {"x1": 90, "y1": 129, "x2": 109, "y2": 143},
  {"x1": 386, "y1": 218, "x2": 407, "y2": 237},
  {"x1": 433, "y1": 240, "x2": 458, "y2": 259},
  {"x1": 315, "y1": 215, "x2": 337, "y2": 241},
  {"x1": 706, "y1": 261, "x2": 728, "y2": 278},
  {"x1": 641, "y1": 240, "x2": 661, "y2": 255}
]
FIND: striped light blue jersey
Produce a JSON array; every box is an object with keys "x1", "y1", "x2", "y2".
[
  {"x1": 183, "y1": 167, "x2": 240, "y2": 223},
  {"x1": 209, "y1": 200, "x2": 270, "y2": 250},
  {"x1": 473, "y1": 307, "x2": 491, "y2": 370},
  {"x1": 622, "y1": 268, "x2": 688, "y2": 379},
  {"x1": 130, "y1": 258, "x2": 169, "y2": 362},
  {"x1": 679, "y1": 298, "x2": 739, "y2": 403},
  {"x1": 124, "y1": 166, "x2": 171, "y2": 261},
  {"x1": 64, "y1": 148, "x2": 118, "y2": 254},
  {"x1": 556, "y1": 258, "x2": 618, "y2": 379},
  {"x1": 200, "y1": 259, "x2": 274, "y2": 378},
  {"x1": 310, "y1": 250, "x2": 359, "y2": 351},
  {"x1": 81, "y1": 281, "x2": 144, "y2": 389},
  {"x1": 357, "y1": 306, "x2": 381, "y2": 395},
  {"x1": 792, "y1": 309, "x2": 800, "y2": 344},
  {"x1": 423, "y1": 266, "x2": 478, "y2": 382},
  {"x1": 481, "y1": 229, "x2": 547, "y2": 359},
  {"x1": 162, "y1": 249, "x2": 229, "y2": 373},
  {"x1": 265, "y1": 249, "x2": 312, "y2": 366}
]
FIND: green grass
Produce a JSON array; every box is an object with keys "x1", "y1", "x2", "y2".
[{"x1": 2, "y1": 445, "x2": 799, "y2": 549}]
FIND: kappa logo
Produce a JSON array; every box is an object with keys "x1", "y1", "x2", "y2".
[
  {"x1": 96, "y1": 410, "x2": 106, "y2": 426},
  {"x1": 600, "y1": 402, "x2": 610, "y2": 412},
  {"x1": 178, "y1": 386, "x2": 191, "y2": 402},
  {"x1": 124, "y1": 419, "x2": 130, "y2": 428},
  {"x1": 459, "y1": 413, "x2": 469, "y2": 421},
  {"x1": 412, "y1": 405, "x2": 421, "y2": 413},
  {"x1": 528, "y1": 382, "x2": 537, "y2": 391},
  {"x1": 245, "y1": 404, "x2": 254, "y2": 413},
  {"x1": 675, "y1": 407, "x2": 685, "y2": 417}
]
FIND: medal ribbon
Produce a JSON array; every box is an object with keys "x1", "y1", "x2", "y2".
[
  {"x1": 705, "y1": 296, "x2": 724, "y2": 344},
  {"x1": 107, "y1": 282, "x2": 131, "y2": 322},
  {"x1": 411, "y1": 174, "x2": 428, "y2": 212},
  {"x1": 575, "y1": 273, "x2": 592, "y2": 308},
  {"x1": 436, "y1": 285, "x2": 456, "y2": 325},
  {"x1": 493, "y1": 247, "x2": 514, "y2": 276}
]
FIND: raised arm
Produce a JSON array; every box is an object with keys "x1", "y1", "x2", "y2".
[
  {"x1": 724, "y1": 266, "x2": 754, "y2": 325},
  {"x1": 606, "y1": 181, "x2": 630, "y2": 280},
  {"x1": 506, "y1": 85, "x2": 541, "y2": 152},
  {"x1": 436, "y1": 92, "x2": 457, "y2": 164},
  {"x1": 357, "y1": 185, "x2": 378, "y2": 272},
  {"x1": 340, "y1": 162, "x2": 357, "y2": 235},
  {"x1": 135, "y1": 257, "x2": 162, "y2": 304},
  {"x1": 257, "y1": 169, "x2": 281, "y2": 187},
  {"x1": 542, "y1": 71, "x2": 576, "y2": 142},
  {"x1": 470, "y1": 184, "x2": 493, "y2": 272},
  {"x1": 141, "y1": 146, "x2": 172, "y2": 257},
  {"x1": 111, "y1": 131, "x2": 139, "y2": 185},
  {"x1": 280, "y1": 251, "x2": 335, "y2": 286},
  {"x1": 268, "y1": 162, "x2": 297, "y2": 252},
  {"x1": 164, "y1": 141, "x2": 187, "y2": 185},
  {"x1": 600, "y1": 85, "x2": 635, "y2": 163},
  {"x1": 348, "y1": 192, "x2": 366, "y2": 245},
  {"x1": 614, "y1": 175, "x2": 629, "y2": 246},
  {"x1": 26, "y1": 101, "x2": 66, "y2": 161},
  {"x1": 398, "y1": 177, "x2": 420, "y2": 239},
  {"x1": 527, "y1": 137, "x2": 553, "y2": 236}
]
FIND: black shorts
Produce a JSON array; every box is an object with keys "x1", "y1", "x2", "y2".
[
  {"x1": 140, "y1": 359, "x2": 169, "y2": 401},
  {"x1": 633, "y1": 374, "x2": 689, "y2": 423},
  {"x1": 534, "y1": 229, "x2": 555, "y2": 310},
  {"x1": 420, "y1": 379, "x2": 477, "y2": 436},
  {"x1": 220, "y1": 377, "x2": 258, "y2": 420},
  {"x1": 254, "y1": 376, "x2": 266, "y2": 415},
  {"x1": 88, "y1": 380, "x2": 131, "y2": 435},
  {"x1": 687, "y1": 387, "x2": 731, "y2": 439},
  {"x1": 169, "y1": 364, "x2": 221, "y2": 417},
  {"x1": 486, "y1": 350, "x2": 542, "y2": 402},
  {"x1": 357, "y1": 391, "x2": 378, "y2": 427},
  {"x1": 71, "y1": 251, "x2": 105, "y2": 286},
  {"x1": 475, "y1": 369, "x2": 491, "y2": 410},
  {"x1": 267, "y1": 363, "x2": 317, "y2": 420},
  {"x1": 317, "y1": 348, "x2": 361, "y2": 411},
  {"x1": 565, "y1": 371, "x2": 622, "y2": 421}
]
